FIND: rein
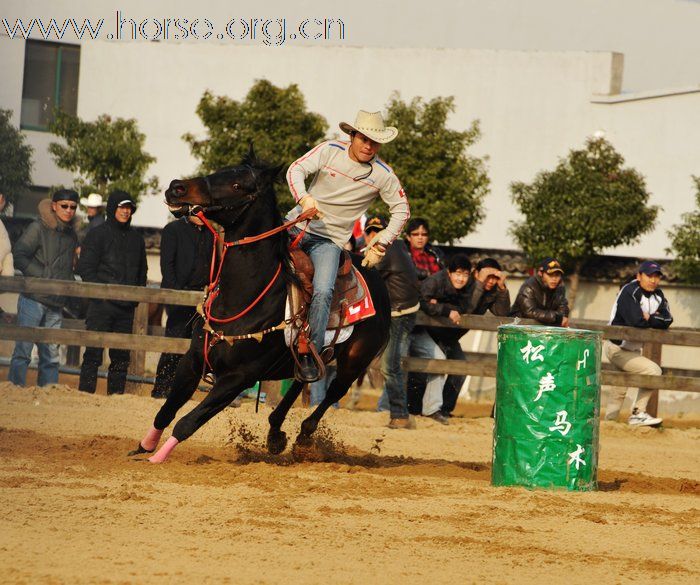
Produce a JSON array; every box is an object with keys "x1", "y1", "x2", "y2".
[{"x1": 189, "y1": 203, "x2": 317, "y2": 374}]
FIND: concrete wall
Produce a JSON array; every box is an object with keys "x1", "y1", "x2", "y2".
[{"x1": 3, "y1": 38, "x2": 700, "y2": 258}]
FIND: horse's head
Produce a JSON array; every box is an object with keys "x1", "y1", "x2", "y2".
[{"x1": 165, "y1": 145, "x2": 283, "y2": 226}]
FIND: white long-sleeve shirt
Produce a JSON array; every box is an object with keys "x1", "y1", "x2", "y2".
[{"x1": 286, "y1": 140, "x2": 410, "y2": 248}]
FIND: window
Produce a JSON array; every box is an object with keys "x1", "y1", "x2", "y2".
[
  {"x1": 13, "y1": 186, "x2": 51, "y2": 218},
  {"x1": 20, "y1": 40, "x2": 80, "y2": 131}
]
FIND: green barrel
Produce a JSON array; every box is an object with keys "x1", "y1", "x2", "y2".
[{"x1": 492, "y1": 324, "x2": 602, "y2": 491}]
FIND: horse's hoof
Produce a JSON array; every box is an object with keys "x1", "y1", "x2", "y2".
[
  {"x1": 127, "y1": 443, "x2": 154, "y2": 457},
  {"x1": 266, "y1": 429, "x2": 288, "y2": 455},
  {"x1": 295, "y1": 432, "x2": 313, "y2": 447},
  {"x1": 300, "y1": 418, "x2": 318, "y2": 437}
]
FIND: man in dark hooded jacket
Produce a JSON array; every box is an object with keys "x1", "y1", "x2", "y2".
[
  {"x1": 77, "y1": 191, "x2": 147, "y2": 395},
  {"x1": 8, "y1": 190, "x2": 79, "y2": 386}
]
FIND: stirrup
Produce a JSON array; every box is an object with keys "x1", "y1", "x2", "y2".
[{"x1": 320, "y1": 346, "x2": 335, "y2": 363}]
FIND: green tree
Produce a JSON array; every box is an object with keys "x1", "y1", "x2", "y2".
[
  {"x1": 48, "y1": 112, "x2": 158, "y2": 202},
  {"x1": 510, "y1": 137, "x2": 659, "y2": 309},
  {"x1": 379, "y1": 94, "x2": 489, "y2": 243},
  {"x1": 183, "y1": 80, "x2": 328, "y2": 210},
  {"x1": 0, "y1": 109, "x2": 33, "y2": 205},
  {"x1": 667, "y1": 177, "x2": 700, "y2": 284}
]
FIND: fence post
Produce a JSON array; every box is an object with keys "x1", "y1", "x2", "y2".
[
  {"x1": 126, "y1": 302, "x2": 150, "y2": 394},
  {"x1": 642, "y1": 342, "x2": 663, "y2": 417}
]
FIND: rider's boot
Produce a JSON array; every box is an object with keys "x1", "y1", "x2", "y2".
[{"x1": 297, "y1": 354, "x2": 321, "y2": 383}]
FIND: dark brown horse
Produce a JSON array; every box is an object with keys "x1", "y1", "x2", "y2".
[{"x1": 130, "y1": 148, "x2": 391, "y2": 462}]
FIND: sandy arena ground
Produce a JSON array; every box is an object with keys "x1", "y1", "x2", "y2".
[{"x1": 0, "y1": 381, "x2": 698, "y2": 584}]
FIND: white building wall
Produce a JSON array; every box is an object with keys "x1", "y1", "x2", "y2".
[{"x1": 2, "y1": 37, "x2": 699, "y2": 257}]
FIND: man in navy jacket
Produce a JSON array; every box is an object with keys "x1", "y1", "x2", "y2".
[{"x1": 604, "y1": 261, "x2": 673, "y2": 426}]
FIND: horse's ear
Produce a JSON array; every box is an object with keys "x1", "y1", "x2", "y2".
[
  {"x1": 245, "y1": 142, "x2": 256, "y2": 164},
  {"x1": 262, "y1": 163, "x2": 284, "y2": 183}
]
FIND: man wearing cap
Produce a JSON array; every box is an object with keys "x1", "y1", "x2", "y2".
[
  {"x1": 79, "y1": 193, "x2": 105, "y2": 234},
  {"x1": 8, "y1": 189, "x2": 79, "y2": 387},
  {"x1": 77, "y1": 190, "x2": 147, "y2": 395},
  {"x1": 364, "y1": 216, "x2": 420, "y2": 429},
  {"x1": 286, "y1": 110, "x2": 411, "y2": 382},
  {"x1": 604, "y1": 261, "x2": 673, "y2": 426},
  {"x1": 510, "y1": 257, "x2": 570, "y2": 326}
]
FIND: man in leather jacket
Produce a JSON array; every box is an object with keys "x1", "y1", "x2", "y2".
[
  {"x1": 365, "y1": 216, "x2": 421, "y2": 429},
  {"x1": 510, "y1": 257, "x2": 570, "y2": 326},
  {"x1": 77, "y1": 191, "x2": 147, "y2": 395}
]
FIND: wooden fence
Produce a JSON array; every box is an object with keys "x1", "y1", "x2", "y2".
[{"x1": 1, "y1": 276, "x2": 699, "y2": 414}]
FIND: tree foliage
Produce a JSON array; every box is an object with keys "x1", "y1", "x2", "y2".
[
  {"x1": 48, "y1": 112, "x2": 158, "y2": 202},
  {"x1": 667, "y1": 177, "x2": 700, "y2": 284},
  {"x1": 0, "y1": 109, "x2": 33, "y2": 205},
  {"x1": 379, "y1": 95, "x2": 489, "y2": 243},
  {"x1": 183, "y1": 80, "x2": 328, "y2": 210},
  {"x1": 510, "y1": 137, "x2": 659, "y2": 268}
]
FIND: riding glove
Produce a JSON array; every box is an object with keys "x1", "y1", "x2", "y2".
[
  {"x1": 361, "y1": 230, "x2": 387, "y2": 268},
  {"x1": 299, "y1": 195, "x2": 324, "y2": 219}
]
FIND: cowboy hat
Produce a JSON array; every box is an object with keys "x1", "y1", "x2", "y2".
[
  {"x1": 339, "y1": 110, "x2": 398, "y2": 144},
  {"x1": 80, "y1": 193, "x2": 104, "y2": 208}
]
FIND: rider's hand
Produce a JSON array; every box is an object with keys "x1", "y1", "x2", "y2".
[
  {"x1": 362, "y1": 244, "x2": 385, "y2": 268},
  {"x1": 299, "y1": 195, "x2": 323, "y2": 219},
  {"x1": 361, "y1": 230, "x2": 387, "y2": 268}
]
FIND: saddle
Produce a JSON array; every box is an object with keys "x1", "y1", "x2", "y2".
[{"x1": 289, "y1": 249, "x2": 375, "y2": 330}]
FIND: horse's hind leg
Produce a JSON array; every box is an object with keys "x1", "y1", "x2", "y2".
[
  {"x1": 148, "y1": 370, "x2": 252, "y2": 463},
  {"x1": 297, "y1": 326, "x2": 386, "y2": 446},
  {"x1": 296, "y1": 366, "x2": 359, "y2": 445},
  {"x1": 128, "y1": 350, "x2": 202, "y2": 456},
  {"x1": 266, "y1": 380, "x2": 304, "y2": 454}
]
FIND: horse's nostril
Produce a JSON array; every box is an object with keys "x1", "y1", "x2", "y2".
[{"x1": 169, "y1": 180, "x2": 186, "y2": 197}]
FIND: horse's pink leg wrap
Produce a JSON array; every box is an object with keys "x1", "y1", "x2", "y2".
[
  {"x1": 148, "y1": 436, "x2": 179, "y2": 463},
  {"x1": 141, "y1": 426, "x2": 163, "y2": 452}
]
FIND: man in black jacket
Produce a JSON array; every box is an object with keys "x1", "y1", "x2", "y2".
[
  {"x1": 77, "y1": 191, "x2": 147, "y2": 395},
  {"x1": 365, "y1": 217, "x2": 421, "y2": 429},
  {"x1": 510, "y1": 257, "x2": 570, "y2": 326},
  {"x1": 151, "y1": 215, "x2": 213, "y2": 398},
  {"x1": 8, "y1": 190, "x2": 79, "y2": 386},
  {"x1": 411, "y1": 254, "x2": 474, "y2": 423},
  {"x1": 604, "y1": 261, "x2": 672, "y2": 426}
]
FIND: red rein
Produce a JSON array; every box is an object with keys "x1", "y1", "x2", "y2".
[{"x1": 195, "y1": 208, "x2": 315, "y2": 325}]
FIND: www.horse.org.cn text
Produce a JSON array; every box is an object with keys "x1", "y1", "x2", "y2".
[{"x1": 1, "y1": 12, "x2": 347, "y2": 46}]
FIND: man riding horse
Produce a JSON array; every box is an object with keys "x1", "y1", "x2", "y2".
[{"x1": 287, "y1": 110, "x2": 411, "y2": 382}]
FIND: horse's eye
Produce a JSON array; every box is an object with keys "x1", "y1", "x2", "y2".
[{"x1": 232, "y1": 183, "x2": 240, "y2": 190}]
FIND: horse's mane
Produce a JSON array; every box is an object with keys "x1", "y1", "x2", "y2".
[{"x1": 238, "y1": 152, "x2": 298, "y2": 288}]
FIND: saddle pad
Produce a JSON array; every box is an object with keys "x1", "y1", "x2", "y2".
[
  {"x1": 342, "y1": 269, "x2": 376, "y2": 326},
  {"x1": 284, "y1": 300, "x2": 354, "y2": 348}
]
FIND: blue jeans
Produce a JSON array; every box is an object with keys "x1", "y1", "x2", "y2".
[
  {"x1": 380, "y1": 312, "x2": 417, "y2": 419},
  {"x1": 409, "y1": 329, "x2": 447, "y2": 416},
  {"x1": 310, "y1": 364, "x2": 339, "y2": 408},
  {"x1": 8, "y1": 295, "x2": 62, "y2": 387},
  {"x1": 293, "y1": 230, "x2": 342, "y2": 353}
]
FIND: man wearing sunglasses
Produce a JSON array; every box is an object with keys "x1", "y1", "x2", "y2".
[
  {"x1": 8, "y1": 189, "x2": 80, "y2": 387},
  {"x1": 404, "y1": 218, "x2": 446, "y2": 281}
]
